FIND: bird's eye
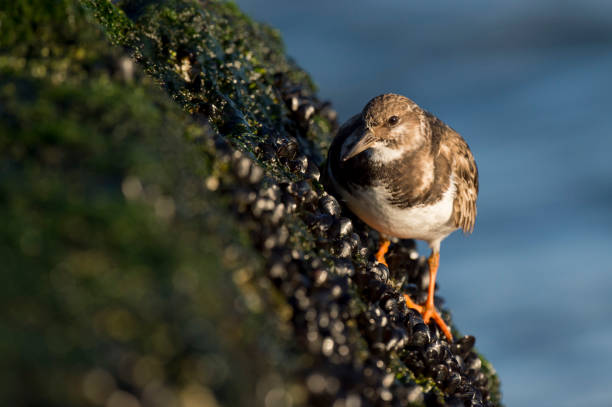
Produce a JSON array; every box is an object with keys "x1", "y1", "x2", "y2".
[{"x1": 388, "y1": 116, "x2": 399, "y2": 126}]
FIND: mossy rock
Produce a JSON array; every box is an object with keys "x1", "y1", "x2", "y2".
[{"x1": 0, "y1": 0, "x2": 502, "y2": 406}]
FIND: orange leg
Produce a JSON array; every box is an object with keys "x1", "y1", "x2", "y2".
[
  {"x1": 403, "y1": 251, "x2": 453, "y2": 341},
  {"x1": 375, "y1": 238, "x2": 390, "y2": 266}
]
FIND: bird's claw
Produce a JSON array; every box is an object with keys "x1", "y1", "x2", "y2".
[{"x1": 403, "y1": 293, "x2": 453, "y2": 341}]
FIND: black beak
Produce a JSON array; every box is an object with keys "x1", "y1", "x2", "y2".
[{"x1": 341, "y1": 129, "x2": 376, "y2": 162}]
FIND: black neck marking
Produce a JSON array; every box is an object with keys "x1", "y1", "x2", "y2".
[{"x1": 327, "y1": 121, "x2": 451, "y2": 209}]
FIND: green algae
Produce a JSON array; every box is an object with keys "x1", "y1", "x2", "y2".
[
  {"x1": 0, "y1": 0, "x2": 502, "y2": 405},
  {"x1": 81, "y1": 0, "x2": 321, "y2": 180},
  {"x1": 0, "y1": 2, "x2": 301, "y2": 405}
]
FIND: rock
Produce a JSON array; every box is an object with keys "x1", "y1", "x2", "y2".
[{"x1": 0, "y1": 0, "x2": 502, "y2": 406}]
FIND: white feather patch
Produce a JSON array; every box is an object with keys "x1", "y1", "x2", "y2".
[
  {"x1": 329, "y1": 163, "x2": 457, "y2": 249},
  {"x1": 368, "y1": 142, "x2": 405, "y2": 162}
]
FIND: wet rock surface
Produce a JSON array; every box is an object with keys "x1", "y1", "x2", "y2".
[
  {"x1": 90, "y1": 0, "x2": 502, "y2": 405},
  {"x1": 210, "y1": 81, "x2": 501, "y2": 405},
  {"x1": 2, "y1": 0, "x2": 501, "y2": 406}
]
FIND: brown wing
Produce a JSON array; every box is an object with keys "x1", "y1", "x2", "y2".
[{"x1": 430, "y1": 114, "x2": 479, "y2": 233}]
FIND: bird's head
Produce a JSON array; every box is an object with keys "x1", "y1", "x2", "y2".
[{"x1": 341, "y1": 93, "x2": 428, "y2": 162}]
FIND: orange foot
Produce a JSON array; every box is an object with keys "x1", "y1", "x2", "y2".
[
  {"x1": 374, "y1": 240, "x2": 452, "y2": 341},
  {"x1": 403, "y1": 252, "x2": 453, "y2": 341},
  {"x1": 403, "y1": 293, "x2": 452, "y2": 341},
  {"x1": 375, "y1": 238, "x2": 390, "y2": 266}
]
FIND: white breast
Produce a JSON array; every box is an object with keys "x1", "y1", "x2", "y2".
[{"x1": 329, "y1": 163, "x2": 458, "y2": 251}]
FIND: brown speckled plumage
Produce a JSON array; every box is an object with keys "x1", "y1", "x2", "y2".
[
  {"x1": 362, "y1": 94, "x2": 418, "y2": 127},
  {"x1": 425, "y1": 111, "x2": 479, "y2": 233},
  {"x1": 327, "y1": 93, "x2": 478, "y2": 237},
  {"x1": 326, "y1": 93, "x2": 479, "y2": 341}
]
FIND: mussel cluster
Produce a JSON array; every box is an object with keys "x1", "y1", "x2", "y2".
[{"x1": 208, "y1": 76, "x2": 498, "y2": 406}]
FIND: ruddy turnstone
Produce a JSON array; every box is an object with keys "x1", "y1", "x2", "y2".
[{"x1": 326, "y1": 93, "x2": 478, "y2": 340}]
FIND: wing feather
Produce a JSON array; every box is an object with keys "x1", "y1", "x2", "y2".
[{"x1": 429, "y1": 114, "x2": 479, "y2": 233}]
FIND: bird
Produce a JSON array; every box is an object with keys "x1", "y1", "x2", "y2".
[{"x1": 325, "y1": 93, "x2": 478, "y2": 341}]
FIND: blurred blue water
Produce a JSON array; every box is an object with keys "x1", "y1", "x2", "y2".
[{"x1": 235, "y1": 0, "x2": 612, "y2": 405}]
